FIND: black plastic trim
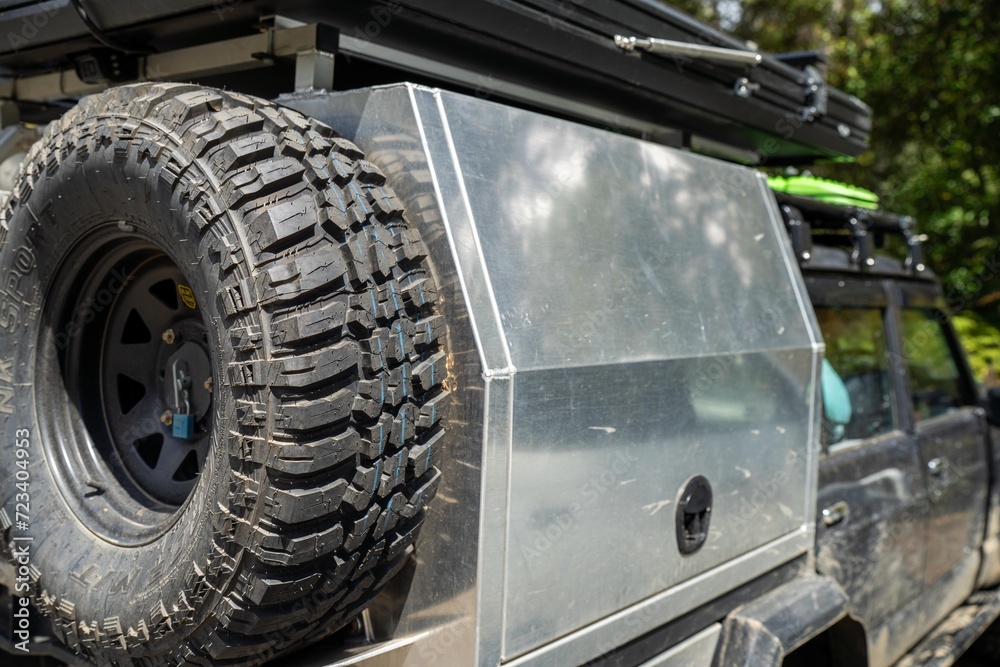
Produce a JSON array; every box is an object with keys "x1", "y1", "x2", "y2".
[
  {"x1": 0, "y1": 0, "x2": 870, "y2": 163},
  {"x1": 579, "y1": 555, "x2": 807, "y2": 667}
]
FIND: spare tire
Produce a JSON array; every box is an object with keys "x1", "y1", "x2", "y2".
[{"x1": 0, "y1": 83, "x2": 447, "y2": 665}]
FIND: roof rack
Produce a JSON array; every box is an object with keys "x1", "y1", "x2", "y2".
[
  {"x1": 0, "y1": 0, "x2": 872, "y2": 164},
  {"x1": 773, "y1": 190, "x2": 926, "y2": 275}
]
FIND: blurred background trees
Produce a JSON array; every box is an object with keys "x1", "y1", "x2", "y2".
[{"x1": 667, "y1": 0, "x2": 1000, "y2": 383}]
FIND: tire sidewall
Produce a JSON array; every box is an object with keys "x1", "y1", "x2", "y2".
[{"x1": 0, "y1": 113, "x2": 241, "y2": 656}]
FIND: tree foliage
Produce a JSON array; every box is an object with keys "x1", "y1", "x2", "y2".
[{"x1": 669, "y1": 0, "x2": 1000, "y2": 382}]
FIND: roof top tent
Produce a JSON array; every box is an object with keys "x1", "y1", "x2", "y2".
[
  {"x1": 0, "y1": 2, "x2": 862, "y2": 667},
  {"x1": 0, "y1": 0, "x2": 869, "y2": 164}
]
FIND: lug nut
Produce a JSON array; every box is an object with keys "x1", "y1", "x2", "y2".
[
  {"x1": 203, "y1": 377, "x2": 214, "y2": 393},
  {"x1": 160, "y1": 411, "x2": 173, "y2": 426},
  {"x1": 162, "y1": 329, "x2": 176, "y2": 344}
]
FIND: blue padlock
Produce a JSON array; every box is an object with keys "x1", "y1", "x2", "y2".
[{"x1": 172, "y1": 413, "x2": 195, "y2": 440}]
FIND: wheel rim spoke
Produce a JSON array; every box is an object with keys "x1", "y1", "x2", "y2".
[
  {"x1": 153, "y1": 437, "x2": 194, "y2": 481},
  {"x1": 94, "y1": 254, "x2": 212, "y2": 506}
]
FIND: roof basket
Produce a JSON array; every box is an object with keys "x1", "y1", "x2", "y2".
[{"x1": 772, "y1": 190, "x2": 926, "y2": 274}]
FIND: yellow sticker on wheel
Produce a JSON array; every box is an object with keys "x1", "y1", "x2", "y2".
[{"x1": 178, "y1": 284, "x2": 198, "y2": 310}]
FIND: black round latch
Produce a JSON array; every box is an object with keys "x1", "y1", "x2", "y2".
[{"x1": 676, "y1": 475, "x2": 713, "y2": 555}]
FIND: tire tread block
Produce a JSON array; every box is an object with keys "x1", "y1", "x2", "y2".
[{"x1": 4, "y1": 81, "x2": 450, "y2": 667}]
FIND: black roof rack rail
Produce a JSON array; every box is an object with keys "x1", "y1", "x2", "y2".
[
  {"x1": 772, "y1": 51, "x2": 827, "y2": 69},
  {"x1": 772, "y1": 190, "x2": 926, "y2": 275},
  {"x1": 0, "y1": 0, "x2": 871, "y2": 164}
]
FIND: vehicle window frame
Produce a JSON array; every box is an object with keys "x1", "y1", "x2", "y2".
[
  {"x1": 894, "y1": 283, "x2": 979, "y2": 424},
  {"x1": 805, "y1": 275, "x2": 912, "y2": 457},
  {"x1": 813, "y1": 304, "x2": 898, "y2": 454}
]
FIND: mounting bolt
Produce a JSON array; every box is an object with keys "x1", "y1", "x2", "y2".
[
  {"x1": 160, "y1": 410, "x2": 173, "y2": 426},
  {"x1": 203, "y1": 377, "x2": 213, "y2": 393},
  {"x1": 162, "y1": 329, "x2": 176, "y2": 344}
]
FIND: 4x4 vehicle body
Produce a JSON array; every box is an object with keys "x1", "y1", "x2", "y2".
[
  {"x1": 0, "y1": 2, "x2": 997, "y2": 667},
  {"x1": 776, "y1": 188, "x2": 1000, "y2": 667}
]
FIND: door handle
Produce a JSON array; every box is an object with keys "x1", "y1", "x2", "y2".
[
  {"x1": 927, "y1": 458, "x2": 944, "y2": 476},
  {"x1": 822, "y1": 501, "x2": 850, "y2": 527}
]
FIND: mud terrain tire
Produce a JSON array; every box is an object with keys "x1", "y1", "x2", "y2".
[{"x1": 0, "y1": 82, "x2": 447, "y2": 665}]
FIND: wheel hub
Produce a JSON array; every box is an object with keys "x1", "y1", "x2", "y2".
[
  {"x1": 40, "y1": 228, "x2": 218, "y2": 545},
  {"x1": 99, "y1": 257, "x2": 214, "y2": 506}
]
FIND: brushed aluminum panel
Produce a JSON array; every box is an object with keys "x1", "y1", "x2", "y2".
[
  {"x1": 504, "y1": 351, "x2": 812, "y2": 656},
  {"x1": 434, "y1": 91, "x2": 811, "y2": 370},
  {"x1": 638, "y1": 624, "x2": 722, "y2": 667},
  {"x1": 284, "y1": 83, "x2": 820, "y2": 666},
  {"x1": 503, "y1": 532, "x2": 808, "y2": 667}
]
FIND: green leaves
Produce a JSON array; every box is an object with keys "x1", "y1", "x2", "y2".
[
  {"x1": 669, "y1": 0, "x2": 1000, "y2": 367},
  {"x1": 952, "y1": 313, "x2": 1000, "y2": 385}
]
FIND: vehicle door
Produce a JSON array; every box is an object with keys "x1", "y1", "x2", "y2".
[
  {"x1": 807, "y1": 276, "x2": 929, "y2": 636},
  {"x1": 895, "y1": 283, "x2": 988, "y2": 600}
]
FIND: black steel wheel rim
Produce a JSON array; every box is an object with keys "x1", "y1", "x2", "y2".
[
  {"x1": 99, "y1": 256, "x2": 213, "y2": 505},
  {"x1": 39, "y1": 224, "x2": 215, "y2": 544}
]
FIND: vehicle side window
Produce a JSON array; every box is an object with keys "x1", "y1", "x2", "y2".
[
  {"x1": 900, "y1": 309, "x2": 966, "y2": 420},
  {"x1": 815, "y1": 307, "x2": 895, "y2": 447}
]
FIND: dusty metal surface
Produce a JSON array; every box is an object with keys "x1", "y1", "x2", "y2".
[
  {"x1": 284, "y1": 83, "x2": 822, "y2": 666},
  {"x1": 638, "y1": 624, "x2": 723, "y2": 667},
  {"x1": 895, "y1": 590, "x2": 1000, "y2": 667}
]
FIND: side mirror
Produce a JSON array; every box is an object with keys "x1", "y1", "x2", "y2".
[{"x1": 985, "y1": 387, "x2": 1000, "y2": 426}]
